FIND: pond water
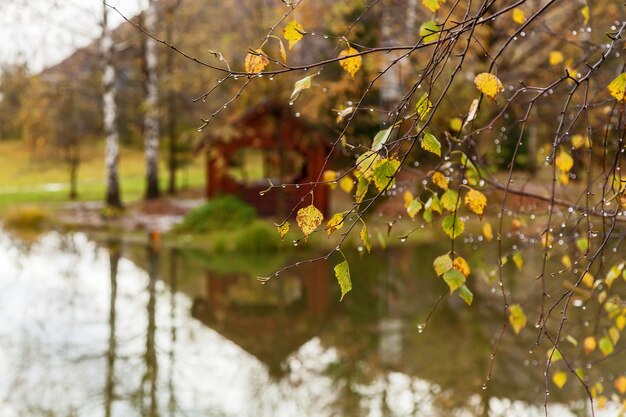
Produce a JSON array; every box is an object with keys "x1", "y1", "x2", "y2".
[{"x1": 0, "y1": 232, "x2": 622, "y2": 417}]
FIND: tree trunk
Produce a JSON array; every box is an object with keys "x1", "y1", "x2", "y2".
[
  {"x1": 165, "y1": 2, "x2": 181, "y2": 195},
  {"x1": 144, "y1": 0, "x2": 160, "y2": 200},
  {"x1": 101, "y1": 1, "x2": 122, "y2": 208}
]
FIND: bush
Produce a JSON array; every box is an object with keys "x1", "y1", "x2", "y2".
[
  {"x1": 175, "y1": 195, "x2": 256, "y2": 233},
  {"x1": 2, "y1": 205, "x2": 50, "y2": 230},
  {"x1": 234, "y1": 221, "x2": 280, "y2": 253}
]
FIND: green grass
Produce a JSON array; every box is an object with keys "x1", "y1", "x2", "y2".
[{"x1": 0, "y1": 140, "x2": 206, "y2": 212}]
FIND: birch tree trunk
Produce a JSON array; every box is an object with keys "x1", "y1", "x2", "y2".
[
  {"x1": 144, "y1": 0, "x2": 160, "y2": 200},
  {"x1": 101, "y1": 1, "x2": 122, "y2": 208}
]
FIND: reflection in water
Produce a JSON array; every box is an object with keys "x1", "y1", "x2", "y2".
[{"x1": 0, "y1": 232, "x2": 622, "y2": 417}]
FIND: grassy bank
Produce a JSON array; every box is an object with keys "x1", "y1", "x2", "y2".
[{"x1": 0, "y1": 140, "x2": 205, "y2": 212}]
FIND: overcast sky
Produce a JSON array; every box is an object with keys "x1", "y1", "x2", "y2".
[{"x1": 0, "y1": 0, "x2": 145, "y2": 72}]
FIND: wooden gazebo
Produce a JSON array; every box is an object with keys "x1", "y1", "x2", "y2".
[{"x1": 205, "y1": 102, "x2": 331, "y2": 217}]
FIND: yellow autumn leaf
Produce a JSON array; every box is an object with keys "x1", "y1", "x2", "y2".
[
  {"x1": 509, "y1": 304, "x2": 527, "y2": 334},
  {"x1": 555, "y1": 149, "x2": 574, "y2": 173},
  {"x1": 277, "y1": 222, "x2": 290, "y2": 240},
  {"x1": 608, "y1": 73, "x2": 626, "y2": 102},
  {"x1": 464, "y1": 188, "x2": 487, "y2": 218},
  {"x1": 549, "y1": 51, "x2": 564, "y2": 66},
  {"x1": 474, "y1": 73, "x2": 504, "y2": 101},
  {"x1": 360, "y1": 225, "x2": 372, "y2": 253},
  {"x1": 581, "y1": 5, "x2": 589, "y2": 25},
  {"x1": 296, "y1": 205, "x2": 324, "y2": 238},
  {"x1": 278, "y1": 39, "x2": 287, "y2": 63},
  {"x1": 323, "y1": 170, "x2": 337, "y2": 189},
  {"x1": 561, "y1": 255, "x2": 572, "y2": 269},
  {"x1": 432, "y1": 171, "x2": 448, "y2": 190},
  {"x1": 404, "y1": 191, "x2": 414, "y2": 208},
  {"x1": 339, "y1": 176, "x2": 354, "y2": 193},
  {"x1": 615, "y1": 376, "x2": 626, "y2": 395},
  {"x1": 339, "y1": 47, "x2": 362, "y2": 79},
  {"x1": 453, "y1": 256, "x2": 471, "y2": 278},
  {"x1": 422, "y1": 0, "x2": 445, "y2": 13},
  {"x1": 583, "y1": 336, "x2": 596, "y2": 354},
  {"x1": 283, "y1": 20, "x2": 304, "y2": 50},
  {"x1": 552, "y1": 371, "x2": 568, "y2": 389},
  {"x1": 449, "y1": 117, "x2": 463, "y2": 132},
  {"x1": 512, "y1": 8, "x2": 525, "y2": 24},
  {"x1": 571, "y1": 134, "x2": 590, "y2": 149},
  {"x1": 582, "y1": 272, "x2": 594, "y2": 288},
  {"x1": 244, "y1": 49, "x2": 269, "y2": 73},
  {"x1": 482, "y1": 222, "x2": 493, "y2": 241},
  {"x1": 326, "y1": 212, "x2": 345, "y2": 236}
]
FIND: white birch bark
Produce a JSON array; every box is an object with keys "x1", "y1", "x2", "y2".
[
  {"x1": 144, "y1": 0, "x2": 160, "y2": 199},
  {"x1": 101, "y1": 0, "x2": 122, "y2": 207}
]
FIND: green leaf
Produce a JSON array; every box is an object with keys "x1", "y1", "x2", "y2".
[
  {"x1": 423, "y1": 208, "x2": 433, "y2": 223},
  {"x1": 415, "y1": 92, "x2": 432, "y2": 120},
  {"x1": 576, "y1": 237, "x2": 589, "y2": 253},
  {"x1": 512, "y1": 252, "x2": 523, "y2": 271},
  {"x1": 355, "y1": 151, "x2": 379, "y2": 180},
  {"x1": 372, "y1": 158, "x2": 400, "y2": 192},
  {"x1": 419, "y1": 21, "x2": 439, "y2": 43},
  {"x1": 547, "y1": 347, "x2": 563, "y2": 362},
  {"x1": 457, "y1": 285, "x2": 473, "y2": 305},
  {"x1": 442, "y1": 214, "x2": 464, "y2": 239},
  {"x1": 290, "y1": 75, "x2": 314, "y2": 101},
  {"x1": 372, "y1": 127, "x2": 393, "y2": 152},
  {"x1": 433, "y1": 253, "x2": 453, "y2": 276},
  {"x1": 508, "y1": 304, "x2": 527, "y2": 334},
  {"x1": 407, "y1": 198, "x2": 423, "y2": 219},
  {"x1": 355, "y1": 176, "x2": 369, "y2": 203},
  {"x1": 429, "y1": 195, "x2": 443, "y2": 214},
  {"x1": 421, "y1": 133, "x2": 441, "y2": 157},
  {"x1": 334, "y1": 260, "x2": 352, "y2": 301},
  {"x1": 360, "y1": 225, "x2": 372, "y2": 253},
  {"x1": 442, "y1": 268, "x2": 465, "y2": 293},
  {"x1": 598, "y1": 336, "x2": 614, "y2": 356},
  {"x1": 440, "y1": 189, "x2": 460, "y2": 211}
]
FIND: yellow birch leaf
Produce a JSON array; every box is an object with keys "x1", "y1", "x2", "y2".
[
  {"x1": 581, "y1": 5, "x2": 590, "y2": 25},
  {"x1": 323, "y1": 170, "x2": 337, "y2": 189},
  {"x1": 547, "y1": 347, "x2": 563, "y2": 362},
  {"x1": 403, "y1": 191, "x2": 414, "y2": 208},
  {"x1": 512, "y1": 251, "x2": 523, "y2": 271},
  {"x1": 326, "y1": 212, "x2": 345, "y2": 236},
  {"x1": 360, "y1": 225, "x2": 372, "y2": 253},
  {"x1": 296, "y1": 205, "x2": 324, "y2": 238},
  {"x1": 339, "y1": 176, "x2": 354, "y2": 193},
  {"x1": 559, "y1": 172, "x2": 570, "y2": 185},
  {"x1": 482, "y1": 222, "x2": 493, "y2": 241},
  {"x1": 283, "y1": 20, "x2": 304, "y2": 50},
  {"x1": 582, "y1": 272, "x2": 594, "y2": 288},
  {"x1": 615, "y1": 376, "x2": 626, "y2": 395},
  {"x1": 597, "y1": 396, "x2": 607, "y2": 409},
  {"x1": 422, "y1": 0, "x2": 445, "y2": 13},
  {"x1": 449, "y1": 117, "x2": 463, "y2": 132},
  {"x1": 421, "y1": 133, "x2": 441, "y2": 156},
  {"x1": 290, "y1": 75, "x2": 314, "y2": 101},
  {"x1": 278, "y1": 39, "x2": 287, "y2": 63},
  {"x1": 549, "y1": 51, "x2": 564, "y2": 66},
  {"x1": 616, "y1": 315, "x2": 625, "y2": 331},
  {"x1": 552, "y1": 371, "x2": 568, "y2": 389},
  {"x1": 244, "y1": 49, "x2": 269, "y2": 73},
  {"x1": 474, "y1": 73, "x2": 504, "y2": 101},
  {"x1": 415, "y1": 92, "x2": 432, "y2": 120},
  {"x1": 583, "y1": 336, "x2": 596, "y2": 354},
  {"x1": 433, "y1": 253, "x2": 453, "y2": 276},
  {"x1": 277, "y1": 222, "x2": 290, "y2": 240},
  {"x1": 453, "y1": 256, "x2": 470, "y2": 277},
  {"x1": 432, "y1": 171, "x2": 448, "y2": 190},
  {"x1": 442, "y1": 214, "x2": 464, "y2": 239},
  {"x1": 598, "y1": 336, "x2": 614, "y2": 356},
  {"x1": 509, "y1": 304, "x2": 527, "y2": 334},
  {"x1": 339, "y1": 47, "x2": 362, "y2": 79},
  {"x1": 464, "y1": 188, "x2": 487, "y2": 218},
  {"x1": 555, "y1": 149, "x2": 574, "y2": 173},
  {"x1": 609, "y1": 327, "x2": 620, "y2": 345},
  {"x1": 608, "y1": 73, "x2": 626, "y2": 102},
  {"x1": 419, "y1": 21, "x2": 439, "y2": 42},
  {"x1": 407, "y1": 199, "x2": 423, "y2": 219},
  {"x1": 561, "y1": 255, "x2": 572, "y2": 269},
  {"x1": 571, "y1": 134, "x2": 589, "y2": 149},
  {"x1": 334, "y1": 260, "x2": 351, "y2": 301},
  {"x1": 512, "y1": 8, "x2": 525, "y2": 24}
]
